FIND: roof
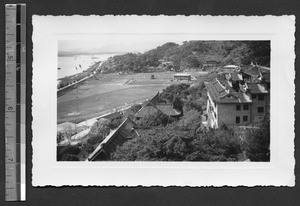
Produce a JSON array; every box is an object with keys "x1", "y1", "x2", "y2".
[
  {"x1": 204, "y1": 79, "x2": 229, "y2": 102},
  {"x1": 224, "y1": 65, "x2": 239, "y2": 69},
  {"x1": 136, "y1": 101, "x2": 181, "y2": 118},
  {"x1": 57, "y1": 122, "x2": 77, "y2": 133},
  {"x1": 231, "y1": 73, "x2": 243, "y2": 81},
  {"x1": 237, "y1": 91, "x2": 252, "y2": 102},
  {"x1": 174, "y1": 73, "x2": 191, "y2": 77},
  {"x1": 136, "y1": 105, "x2": 159, "y2": 117},
  {"x1": 205, "y1": 79, "x2": 251, "y2": 104},
  {"x1": 262, "y1": 73, "x2": 270, "y2": 82},
  {"x1": 247, "y1": 83, "x2": 268, "y2": 94},
  {"x1": 259, "y1": 66, "x2": 270, "y2": 73},
  {"x1": 98, "y1": 111, "x2": 122, "y2": 121},
  {"x1": 242, "y1": 65, "x2": 261, "y2": 77},
  {"x1": 223, "y1": 80, "x2": 236, "y2": 93},
  {"x1": 87, "y1": 117, "x2": 137, "y2": 161},
  {"x1": 204, "y1": 60, "x2": 219, "y2": 64},
  {"x1": 156, "y1": 104, "x2": 181, "y2": 116},
  {"x1": 240, "y1": 65, "x2": 254, "y2": 71}
]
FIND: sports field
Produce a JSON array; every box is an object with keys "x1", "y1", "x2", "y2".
[{"x1": 57, "y1": 72, "x2": 175, "y2": 124}]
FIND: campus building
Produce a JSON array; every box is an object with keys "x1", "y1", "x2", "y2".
[
  {"x1": 204, "y1": 65, "x2": 270, "y2": 128},
  {"x1": 174, "y1": 73, "x2": 191, "y2": 81}
]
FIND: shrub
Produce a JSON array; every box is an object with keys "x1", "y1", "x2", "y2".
[
  {"x1": 57, "y1": 145, "x2": 81, "y2": 161},
  {"x1": 108, "y1": 118, "x2": 123, "y2": 130},
  {"x1": 87, "y1": 133, "x2": 106, "y2": 145},
  {"x1": 61, "y1": 154, "x2": 80, "y2": 161},
  {"x1": 87, "y1": 118, "x2": 111, "y2": 145}
]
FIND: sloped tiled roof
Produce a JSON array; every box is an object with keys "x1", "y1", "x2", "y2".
[
  {"x1": 156, "y1": 104, "x2": 181, "y2": 116},
  {"x1": 223, "y1": 80, "x2": 236, "y2": 93},
  {"x1": 247, "y1": 83, "x2": 268, "y2": 94},
  {"x1": 242, "y1": 65, "x2": 261, "y2": 77},
  {"x1": 262, "y1": 73, "x2": 270, "y2": 83},
  {"x1": 240, "y1": 65, "x2": 254, "y2": 71},
  {"x1": 204, "y1": 79, "x2": 229, "y2": 102},
  {"x1": 136, "y1": 101, "x2": 181, "y2": 118},
  {"x1": 205, "y1": 79, "x2": 252, "y2": 104},
  {"x1": 87, "y1": 117, "x2": 137, "y2": 161},
  {"x1": 260, "y1": 66, "x2": 270, "y2": 73},
  {"x1": 136, "y1": 104, "x2": 159, "y2": 118},
  {"x1": 231, "y1": 73, "x2": 243, "y2": 81},
  {"x1": 237, "y1": 91, "x2": 252, "y2": 102}
]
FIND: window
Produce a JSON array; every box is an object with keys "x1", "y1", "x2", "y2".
[
  {"x1": 236, "y1": 116, "x2": 240, "y2": 124},
  {"x1": 257, "y1": 107, "x2": 264, "y2": 113},
  {"x1": 258, "y1": 94, "x2": 265, "y2": 101},
  {"x1": 236, "y1": 105, "x2": 241, "y2": 111},
  {"x1": 243, "y1": 115, "x2": 248, "y2": 122},
  {"x1": 243, "y1": 104, "x2": 249, "y2": 110},
  {"x1": 252, "y1": 94, "x2": 257, "y2": 99}
]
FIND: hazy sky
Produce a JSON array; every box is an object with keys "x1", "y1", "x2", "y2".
[{"x1": 58, "y1": 34, "x2": 203, "y2": 54}]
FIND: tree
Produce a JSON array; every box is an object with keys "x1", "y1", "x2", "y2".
[
  {"x1": 172, "y1": 96, "x2": 183, "y2": 113},
  {"x1": 62, "y1": 124, "x2": 75, "y2": 144},
  {"x1": 245, "y1": 115, "x2": 270, "y2": 161},
  {"x1": 61, "y1": 154, "x2": 80, "y2": 161},
  {"x1": 111, "y1": 121, "x2": 242, "y2": 161},
  {"x1": 137, "y1": 110, "x2": 173, "y2": 127},
  {"x1": 57, "y1": 132, "x2": 64, "y2": 144},
  {"x1": 86, "y1": 119, "x2": 111, "y2": 146},
  {"x1": 57, "y1": 145, "x2": 81, "y2": 161}
]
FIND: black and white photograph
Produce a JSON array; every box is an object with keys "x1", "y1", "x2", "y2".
[
  {"x1": 32, "y1": 15, "x2": 294, "y2": 187},
  {"x1": 56, "y1": 39, "x2": 271, "y2": 162}
]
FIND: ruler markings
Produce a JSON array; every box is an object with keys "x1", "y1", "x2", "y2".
[{"x1": 5, "y1": 4, "x2": 26, "y2": 202}]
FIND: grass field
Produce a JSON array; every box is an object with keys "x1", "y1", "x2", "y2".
[{"x1": 57, "y1": 72, "x2": 175, "y2": 124}]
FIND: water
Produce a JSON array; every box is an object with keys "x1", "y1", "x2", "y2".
[{"x1": 57, "y1": 54, "x2": 117, "y2": 79}]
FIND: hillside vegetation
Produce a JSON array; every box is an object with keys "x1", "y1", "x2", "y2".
[{"x1": 99, "y1": 41, "x2": 270, "y2": 74}]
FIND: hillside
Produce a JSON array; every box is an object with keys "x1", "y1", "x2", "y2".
[{"x1": 98, "y1": 41, "x2": 270, "y2": 74}]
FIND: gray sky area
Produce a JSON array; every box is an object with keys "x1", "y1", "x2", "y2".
[{"x1": 58, "y1": 34, "x2": 204, "y2": 55}]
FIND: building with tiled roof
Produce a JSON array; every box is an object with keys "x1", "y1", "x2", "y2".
[
  {"x1": 174, "y1": 73, "x2": 191, "y2": 81},
  {"x1": 204, "y1": 65, "x2": 270, "y2": 128},
  {"x1": 231, "y1": 73, "x2": 243, "y2": 81},
  {"x1": 136, "y1": 101, "x2": 181, "y2": 119},
  {"x1": 247, "y1": 83, "x2": 268, "y2": 94},
  {"x1": 87, "y1": 117, "x2": 138, "y2": 161}
]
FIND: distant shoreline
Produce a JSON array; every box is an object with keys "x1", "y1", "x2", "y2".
[{"x1": 58, "y1": 52, "x2": 125, "y2": 57}]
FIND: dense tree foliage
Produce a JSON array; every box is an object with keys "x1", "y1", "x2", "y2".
[
  {"x1": 160, "y1": 83, "x2": 191, "y2": 103},
  {"x1": 86, "y1": 118, "x2": 111, "y2": 145},
  {"x1": 99, "y1": 41, "x2": 270, "y2": 73},
  {"x1": 172, "y1": 96, "x2": 183, "y2": 112},
  {"x1": 111, "y1": 122, "x2": 242, "y2": 161},
  {"x1": 137, "y1": 110, "x2": 176, "y2": 127},
  {"x1": 57, "y1": 145, "x2": 81, "y2": 161},
  {"x1": 159, "y1": 83, "x2": 206, "y2": 112},
  {"x1": 110, "y1": 111, "x2": 270, "y2": 162},
  {"x1": 244, "y1": 115, "x2": 270, "y2": 161}
]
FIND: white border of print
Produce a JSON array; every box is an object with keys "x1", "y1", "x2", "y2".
[{"x1": 32, "y1": 15, "x2": 295, "y2": 187}]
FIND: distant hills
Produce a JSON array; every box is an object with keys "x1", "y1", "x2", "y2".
[
  {"x1": 58, "y1": 51, "x2": 125, "y2": 57},
  {"x1": 98, "y1": 41, "x2": 270, "y2": 74}
]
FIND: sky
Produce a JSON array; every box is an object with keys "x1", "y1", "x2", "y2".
[{"x1": 57, "y1": 34, "x2": 204, "y2": 55}]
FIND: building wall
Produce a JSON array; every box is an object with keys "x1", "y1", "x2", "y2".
[
  {"x1": 206, "y1": 93, "x2": 218, "y2": 128},
  {"x1": 251, "y1": 93, "x2": 268, "y2": 123},
  {"x1": 174, "y1": 76, "x2": 191, "y2": 81},
  {"x1": 217, "y1": 103, "x2": 252, "y2": 126}
]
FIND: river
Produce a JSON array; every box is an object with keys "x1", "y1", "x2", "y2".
[{"x1": 57, "y1": 54, "x2": 118, "y2": 79}]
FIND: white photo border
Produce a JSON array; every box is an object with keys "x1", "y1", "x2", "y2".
[{"x1": 32, "y1": 15, "x2": 295, "y2": 186}]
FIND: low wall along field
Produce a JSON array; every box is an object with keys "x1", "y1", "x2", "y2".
[{"x1": 57, "y1": 72, "x2": 175, "y2": 124}]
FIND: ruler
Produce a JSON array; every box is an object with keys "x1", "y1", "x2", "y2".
[{"x1": 5, "y1": 4, "x2": 26, "y2": 201}]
